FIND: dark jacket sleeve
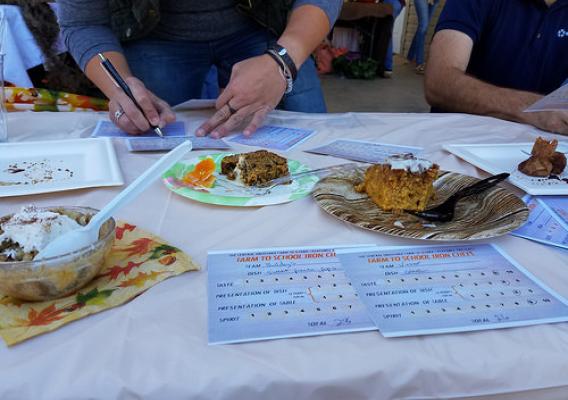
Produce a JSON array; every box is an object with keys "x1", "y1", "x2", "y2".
[{"x1": 57, "y1": 0, "x2": 123, "y2": 70}]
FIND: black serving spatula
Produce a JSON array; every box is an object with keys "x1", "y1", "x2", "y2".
[{"x1": 412, "y1": 173, "x2": 510, "y2": 222}]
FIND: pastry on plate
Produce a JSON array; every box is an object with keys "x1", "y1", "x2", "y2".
[
  {"x1": 355, "y1": 154, "x2": 439, "y2": 212},
  {"x1": 518, "y1": 137, "x2": 566, "y2": 177},
  {"x1": 221, "y1": 150, "x2": 289, "y2": 187}
]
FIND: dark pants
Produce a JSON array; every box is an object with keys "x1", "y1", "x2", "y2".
[{"x1": 122, "y1": 24, "x2": 327, "y2": 112}]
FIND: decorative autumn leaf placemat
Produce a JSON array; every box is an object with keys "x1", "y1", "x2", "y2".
[
  {"x1": 5, "y1": 87, "x2": 109, "y2": 112},
  {"x1": 0, "y1": 222, "x2": 200, "y2": 346}
]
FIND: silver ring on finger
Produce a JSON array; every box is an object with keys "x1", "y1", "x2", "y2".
[{"x1": 114, "y1": 107, "x2": 125, "y2": 123}]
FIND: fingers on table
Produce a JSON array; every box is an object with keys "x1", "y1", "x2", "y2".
[
  {"x1": 209, "y1": 104, "x2": 253, "y2": 138},
  {"x1": 243, "y1": 105, "x2": 271, "y2": 137},
  {"x1": 197, "y1": 101, "x2": 272, "y2": 138},
  {"x1": 196, "y1": 104, "x2": 233, "y2": 137}
]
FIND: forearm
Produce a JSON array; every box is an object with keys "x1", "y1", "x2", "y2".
[
  {"x1": 425, "y1": 29, "x2": 545, "y2": 125},
  {"x1": 277, "y1": 5, "x2": 332, "y2": 68},
  {"x1": 425, "y1": 67, "x2": 544, "y2": 124},
  {"x1": 84, "y1": 52, "x2": 133, "y2": 100}
]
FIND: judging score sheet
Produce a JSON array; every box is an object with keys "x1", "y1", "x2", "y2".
[
  {"x1": 229, "y1": 125, "x2": 315, "y2": 152},
  {"x1": 208, "y1": 246, "x2": 376, "y2": 344},
  {"x1": 305, "y1": 139, "x2": 423, "y2": 164},
  {"x1": 512, "y1": 196, "x2": 568, "y2": 249},
  {"x1": 338, "y1": 244, "x2": 568, "y2": 337}
]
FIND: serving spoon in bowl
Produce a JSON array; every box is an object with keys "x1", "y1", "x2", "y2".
[
  {"x1": 36, "y1": 140, "x2": 192, "y2": 260},
  {"x1": 412, "y1": 172, "x2": 510, "y2": 223}
]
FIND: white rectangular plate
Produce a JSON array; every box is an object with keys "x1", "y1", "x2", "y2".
[
  {"x1": 0, "y1": 138, "x2": 124, "y2": 197},
  {"x1": 444, "y1": 142, "x2": 568, "y2": 195}
]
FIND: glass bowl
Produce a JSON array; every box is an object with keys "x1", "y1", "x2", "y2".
[{"x1": 0, "y1": 206, "x2": 115, "y2": 301}]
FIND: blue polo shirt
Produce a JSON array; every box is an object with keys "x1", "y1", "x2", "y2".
[{"x1": 435, "y1": 0, "x2": 568, "y2": 95}]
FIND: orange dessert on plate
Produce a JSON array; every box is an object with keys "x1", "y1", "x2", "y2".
[
  {"x1": 182, "y1": 158, "x2": 216, "y2": 188},
  {"x1": 356, "y1": 154, "x2": 439, "y2": 212}
]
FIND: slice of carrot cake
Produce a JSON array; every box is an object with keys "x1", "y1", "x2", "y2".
[{"x1": 221, "y1": 150, "x2": 289, "y2": 187}]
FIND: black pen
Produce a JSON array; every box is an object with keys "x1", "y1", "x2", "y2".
[{"x1": 98, "y1": 53, "x2": 164, "y2": 137}]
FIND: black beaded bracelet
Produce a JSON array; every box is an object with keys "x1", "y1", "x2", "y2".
[
  {"x1": 266, "y1": 44, "x2": 298, "y2": 82},
  {"x1": 266, "y1": 50, "x2": 294, "y2": 94}
]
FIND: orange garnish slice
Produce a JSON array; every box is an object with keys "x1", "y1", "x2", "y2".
[{"x1": 182, "y1": 158, "x2": 216, "y2": 188}]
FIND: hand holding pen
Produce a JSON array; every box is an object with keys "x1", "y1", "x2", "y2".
[{"x1": 98, "y1": 53, "x2": 175, "y2": 136}]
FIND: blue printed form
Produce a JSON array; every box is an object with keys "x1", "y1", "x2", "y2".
[
  {"x1": 305, "y1": 139, "x2": 423, "y2": 164},
  {"x1": 338, "y1": 244, "x2": 568, "y2": 338},
  {"x1": 538, "y1": 196, "x2": 568, "y2": 228},
  {"x1": 229, "y1": 125, "x2": 316, "y2": 152},
  {"x1": 512, "y1": 196, "x2": 568, "y2": 250},
  {"x1": 207, "y1": 246, "x2": 376, "y2": 345},
  {"x1": 92, "y1": 120, "x2": 187, "y2": 138}
]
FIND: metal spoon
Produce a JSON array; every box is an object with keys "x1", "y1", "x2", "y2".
[{"x1": 412, "y1": 173, "x2": 510, "y2": 222}]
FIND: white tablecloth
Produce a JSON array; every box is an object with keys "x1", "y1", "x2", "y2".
[{"x1": 1, "y1": 110, "x2": 568, "y2": 400}]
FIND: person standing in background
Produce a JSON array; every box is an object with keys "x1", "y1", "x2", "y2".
[
  {"x1": 382, "y1": 0, "x2": 406, "y2": 78},
  {"x1": 407, "y1": 0, "x2": 440, "y2": 74}
]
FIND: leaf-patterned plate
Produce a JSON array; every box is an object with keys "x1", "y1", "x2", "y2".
[
  {"x1": 312, "y1": 168, "x2": 529, "y2": 241},
  {"x1": 162, "y1": 153, "x2": 319, "y2": 207}
]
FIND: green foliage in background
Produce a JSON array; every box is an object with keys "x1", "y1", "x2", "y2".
[{"x1": 332, "y1": 56, "x2": 378, "y2": 80}]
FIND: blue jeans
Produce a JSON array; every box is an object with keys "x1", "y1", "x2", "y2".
[
  {"x1": 383, "y1": 0, "x2": 404, "y2": 71},
  {"x1": 122, "y1": 24, "x2": 327, "y2": 112},
  {"x1": 201, "y1": 67, "x2": 220, "y2": 99},
  {"x1": 407, "y1": 0, "x2": 440, "y2": 65}
]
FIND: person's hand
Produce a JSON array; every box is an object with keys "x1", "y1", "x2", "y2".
[
  {"x1": 196, "y1": 54, "x2": 287, "y2": 138},
  {"x1": 108, "y1": 77, "x2": 176, "y2": 135},
  {"x1": 520, "y1": 110, "x2": 568, "y2": 136}
]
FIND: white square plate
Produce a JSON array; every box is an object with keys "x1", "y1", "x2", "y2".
[
  {"x1": 444, "y1": 142, "x2": 568, "y2": 195},
  {"x1": 0, "y1": 138, "x2": 124, "y2": 197}
]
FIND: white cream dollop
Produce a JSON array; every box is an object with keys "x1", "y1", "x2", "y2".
[
  {"x1": 0, "y1": 206, "x2": 81, "y2": 254},
  {"x1": 230, "y1": 155, "x2": 247, "y2": 184},
  {"x1": 386, "y1": 154, "x2": 433, "y2": 173}
]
